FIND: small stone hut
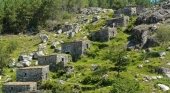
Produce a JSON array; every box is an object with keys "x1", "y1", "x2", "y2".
[
  {"x1": 2, "y1": 82, "x2": 37, "y2": 93},
  {"x1": 61, "y1": 41, "x2": 90, "y2": 62},
  {"x1": 38, "y1": 54, "x2": 71, "y2": 71},
  {"x1": 90, "y1": 26, "x2": 117, "y2": 42},
  {"x1": 16, "y1": 66, "x2": 49, "y2": 82}
]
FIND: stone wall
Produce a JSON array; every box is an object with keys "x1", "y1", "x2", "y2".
[
  {"x1": 123, "y1": 6, "x2": 137, "y2": 16},
  {"x1": 61, "y1": 41, "x2": 90, "y2": 61},
  {"x1": 16, "y1": 66, "x2": 49, "y2": 82},
  {"x1": 2, "y1": 82, "x2": 37, "y2": 93},
  {"x1": 106, "y1": 16, "x2": 129, "y2": 27},
  {"x1": 90, "y1": 27, "x2": 117, "y2": 42},
  {"x1": 38, "y1": 54, "x2": 71, "y2": 71}
]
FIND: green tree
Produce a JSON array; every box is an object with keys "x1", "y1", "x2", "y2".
[
  {"x1": 0, "y1": 41, "x2": 17, "y2": 74},
  {"x1": 114, "y1": 51, "x2": 129, "y2": 77}
]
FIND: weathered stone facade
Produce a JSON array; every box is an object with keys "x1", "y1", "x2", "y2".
[
  {"x1": 136, "y1": 6, "x2": 145, "y2": 15},
  {"x1": 38, "y1": 54, "x2": 71, "y2": 71},
  {"x1": 2, "y1": 82, "x2": 37, "y2": 93},
  {"x1": 90, "y1": 26, "x2": 117, "y2": 42},
  {"x1": 16, "y1": 66, "x2": 49, "y2": 82},
  {"x1": 123, "y1": 6, "x2": 137, "y2": 16},
  {"x1": 106, "y1": 16, "x2": 129, "y2": 27},
  {"x1": 61, "y1": 41, "x2": 90, "y2": 61},
  {"x1": 18, "y1": 90, "x2": 52, "y2": 93}
]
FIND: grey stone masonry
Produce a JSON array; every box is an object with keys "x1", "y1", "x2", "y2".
[
  {"x1": 106, "y1": 16, "x2": 129, "y2": 27},
  {"x1": 2, "y1": 82, "x2": 37, "y2": 93},
  {"x1": 61, "y1": 41, "x2": 90, "y2": 62},
  {"x1": 123, "y1": 6, "x2": 137, "y2": 16},
  {"x1": 18, "y1": 90, "x2": 52, "y2": 93},
  {"x1": 90, "y1": 26, "x2": 117, "y2": 42},
  {"x1": 16, "y1": 66, "x2": 49, "y2": 82},
  {"x1": 38, "y1": 54, "x2": 71, "y2": 71}
]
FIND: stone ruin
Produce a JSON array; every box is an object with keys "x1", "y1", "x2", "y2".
[
  {"x1": 2, "y1": 82, "x2": 37, "y2": 93},
  {"x1": 61, "y1": 41, "x2": 90, "y2": 62},
  {"x1": 123, "y1": 6, "x2": 137, "y2": 16},
  {"x1": 16, "y1": 66, "x2": 49, "y2": 82},
  {"x1": 39, "y1": 34, "x2": 48, "y2": 43},
  {"x1": 80, "y1": 7, "x2": 103, "y2": 15},
  {"x1": 127, "y1": 24, "x2": 159, "y2": 50},
  {"x1": 114, "y1": 5, "x2": 146, "y2": 17},
  {"x1": 106, "y1": 16, "x2": 129, "y2": 27},
  {"x1": 90, "y1": 26, "x2": 117, "y2": 42},
  {"x1": 38, "y1": 54, "x2": 71, "y2": 71}
]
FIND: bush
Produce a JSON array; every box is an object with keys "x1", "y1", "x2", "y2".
[
  {"x1": 111, "y1": 78, "x2": 140, "y2": 93},
  {"x1": 62, "y1": 12, "x2": 72, "y2": 19},
  {"x1": 81, "y1": 75, "x2": 100, "y2": 85},
  {"x1": 7, "y1": 41, "x2": 18, "y2": 53},
  {"x1": 156, "y1": 25, "x2": 170, "y2": 44}
]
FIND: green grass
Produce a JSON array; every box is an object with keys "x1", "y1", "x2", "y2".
[{"x1": 0, "y1": 10, "x2": 170, "y2": 93}]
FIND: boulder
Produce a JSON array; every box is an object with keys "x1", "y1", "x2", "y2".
[
  {"x1": 57, "y1": 29, "x2": 62, "y2": 34},
  {"x1": 128, "y1": 24, "x2": 159, "y2": 49},
  {"x1": 51, "y1": 41, "x2": 60, "y2": 49},
  {"x1": 68, "y1": 31, "x2": 75, "y2": 38},
  {"x1": 16, "y1": 63, "x2": 24, "y2": 68},
  {"x1": 156, "y1": 67, "x2": 170, "y2": 78},
  {"x1": 39, "y1": 34, "x2": 48, "y2": 43},
  {"x1": 166, "y1": 47, "x2": 170, "y2": 51},
  {"x1": 158, "y1": 51, "x2": 166, "y2": 57},
  {"x1": 62, "y1": 23, "x2": 74, "y2": 32},
  {"x1": 18, "y1": 54, "x2": 32, "y2": 61},
  {"x1": 33, "y1": 51, "x2": 45, "y2": 59},
  {"x1": 9, "y1": 59, "x2": 16, "y2": 68},
  {"x1": 20, "y1": 60, "x2": 31, "y2": 67},
  {"x1": 91, "y1": 64, "x2": 99, "y2": 71},
  {"x1": 38, "y1": 43, "x2": 46, "y2": 51},
  {"x1": 54, "y1": 47, "x2": 61, "y2": 53},
  {"x1": 73, "y1": 24, "x2": 80, "y2": 33},
  {"x1": 138, "y1": 64, "x2": 143, "y2": 68},
  {"x1": 92, "y1": 16, "x2": 100, "y2": 23},
  {"x1": 167, "y1": 63, "x2": 170, "y2": 66},
  {"x1": 157, "y1": 84, "x2": 170, "y2": 91}
]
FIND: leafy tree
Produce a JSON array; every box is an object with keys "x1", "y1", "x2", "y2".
[
  {"x1": 114, "y1": 51, "x2": 129, "y2": 77},
  {"x1": 0, "y1": 0, "x2": 154, "y2": 34},
  {"x1": 0, "y1": 41, "x2": 17, "y2": 74}
]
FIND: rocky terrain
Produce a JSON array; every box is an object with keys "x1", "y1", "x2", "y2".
[{"x1": 1, "y1": 0, "x2": 170, "y2": 93}]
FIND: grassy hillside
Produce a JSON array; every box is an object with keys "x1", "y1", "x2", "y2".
[{"x1": 0, "y1": 9, "x2": 170, "y2": 93}]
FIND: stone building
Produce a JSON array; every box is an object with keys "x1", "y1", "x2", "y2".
[
  {"x1": 38, "y1": 54, "x2": 71, "y2": 71},
  {"x1": 106, "y1": 16, "x2": 129, "y2": 27},
  {"x1": 2, "y1": 82, "x2": 37, "y2": 93},
  {"x1": 90, "y1": 26, "x2": 117, "y2": 42},
  {"x1": 16, "y1": 66, "x2": 49, "y2": 82},
  {"x1": 136, "y1": 6, "x2": 146, "y2": 15},
  {"x1": 61, "y1": 41, "x2": 90, "y2": 62},
  {"x1": 123, "y1": 6, "x2": 137, "y2": 16},
  {"x1": 18, "y1": 90, "x2": 52, "y2": 93},
  {"x1": 114, "y1": 5, "x2": 145, "y2": 16}
]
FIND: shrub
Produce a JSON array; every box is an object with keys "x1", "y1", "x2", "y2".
[
  {"x1": 111, "y1": 78, "x2": 140, "y2": 93},
  {"x1": 62, "y1": 12, "x2": 72, "y2": 19},
  {"x1": 81, "y1": 75, "x2": 100, "y2": 85},
  {"x1": 156, "y1": 25, "x2": 170, "y2": 44},
  {"x1": 7, "y1": 41, "x2": 18, "y2": 53}
]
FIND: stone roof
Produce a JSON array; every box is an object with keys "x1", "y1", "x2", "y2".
[
  {"x1": 4, "y1": 82, "x2": 36, "y2": 85},
  {"x1": 39, "y1": 53, "x2": 69, "y2": 57},
  {"x1": 18, "y1": 65, "x2": 49, "y2": 69},
  {"x1": 133, "y1": 24, "x2": 151, "y2": 31},
  {"x1": 62, "y1": 40, "x2": 90, "y2": 44}
]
